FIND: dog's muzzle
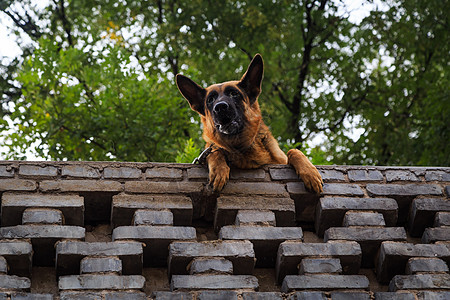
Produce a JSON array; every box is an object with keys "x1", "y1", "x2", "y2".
[{"x1": 213, "y1": 101, "x2": 241, "y2": 135}]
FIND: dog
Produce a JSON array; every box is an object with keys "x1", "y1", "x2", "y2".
[{"x1": 176, "y1": 54, "x2": 323, "y2": 194}]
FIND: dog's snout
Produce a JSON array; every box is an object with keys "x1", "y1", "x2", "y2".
[{"x1": 213, "y1": 101, "x2": 229, "y2": 114}]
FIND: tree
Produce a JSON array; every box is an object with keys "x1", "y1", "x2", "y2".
[
  {"x1": 331, "y1": 0, "x2": 450, "y2": 166},
  {"x1": 1, "y1": 0, "x2": 448, "y2": 166}
]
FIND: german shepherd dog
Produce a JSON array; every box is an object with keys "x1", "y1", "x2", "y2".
[{"x1": 176, "y1": 54, "x2": 323, "y2": 194}]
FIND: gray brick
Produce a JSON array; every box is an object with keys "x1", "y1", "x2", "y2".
[
  {"x1": 331, "y1": 292, "x2": 371, "y2": 300},
  {"x1": 60, "y1": 292, "x2": 102, "y2": 300},
  {"x1": 389, "y1": 274, "x2": 450, "y2": 291},
  {"x1": 168, "y1": 240, "x2": 255, "y2": 277},
  {"x1": 422, "y1": 227, "x2": 450, "y2": 243},
  {"x1": 0, "y1": 224, "x2": 85, "y2": 239},
  {"x1": 40, "y1": 180, "x2": 122, "y2": 192},
  {"x1": 104, "y1": 292, "x2": 147, "y2": 300},
  {"x1": 406, "y1": 258, "x2": 449, "y2": 274},
  {"x1": 112, "y1": 194, "x2": 192, "y2": 227},
  {"x1": 235, "y1": 210, "x2": 276, "y2": 226},
  {"x1": 343, "y1": 211, "x2": 386, "y2": 227},
  {"x1": 80, "y1": 256, "x2": 122, "y2": 274},
  {"x1": 269, "y1": 167, "x2": 298, "y2": 180},
  {"x1": 146, "y1": 167, "x2": 183, "y2": 180},
  {"x1": 242, "y1": 292, "x2": 283, "y2": 300},
  {"x1": 59, "y1": 274, "x2": 145, "y2": 290},
  {"x1": 0, "y1": 165, "x2": 14, "y2": 178},
  {"x1": 435, "y1": 212, "x2": 450, "y2": 227},
  {"x1": 219, "y1": 226, "x2": 303, "y2": 267},
  {"x1": 1, "y1": 193, "x2": 84, "y2": 226},
  {"x1": 446, "y1": 186, "x2": 450, "y2": 196},
  {"x1": 0, "y1": 225, "x2": 85, "y2": 266},
  {"x1": 417, "y1": 291, "x2": 450, "y2": 300},
  {"x1": 287, "y1": 292, "x2": 326, "y2": 300},
  {"x1": 221, "y1": 182, "x2": 289, "y2": 197},
  {"x1": 318, "y1": 169, "x2": 346, "y2": 182},
  {"x1": 376, "y1": 242, "x2": 450, "y2": 283},
  {"x1": 187, "y1": 167, "x2": 208, "y2": 179},
  {"x1": 214, "y1": 196, "x2": 295, "y2": 231},
  {"x1": 367, "y1": 184, "x2": 443, "y2": 196},
  {"x1": 348, "y1": 169, "x2": 383, "y2": 182},
  {"x1": 322, "y1": 183, "x2": 364, "y2": 196},
  {"x1": 0, "y1": 179, "x2": 37, "y2": 191},
  {"x1": 104, "y1": 167, "x2": 141, "y2": 179},
  {"x1": 386, "y1": 170, "x2": 419, "y2": 182},
  {"x1": 151, "y1": 291, "x2": 194, "y2": 300},
  {"x1": 285, "y1": 182, "x2": 309, "y2": 195},
  {"x1": 408, "y1": 198, "x2": 450, "y2": 237},
  {"x1": 112, "y1": 225, "x2": 196, "y2": 267},
  {"x1": 19, "y1": 165, "x2": 58, "y2": 177},
  {"x1": 299, "y1": 258, "x2": 342, "y2": 275},
  {"x1": 276, "y1": 241, "x2": 362, "y2": 283},
  {"x1": 281, "y1": 274, "x2": 369, "y2": 292},
  {"x1": 11, "y1": 294, "x2": 53, "y2": 300},
  {"x1": 0, "y1": 294, "x2": 8, "y2": 300},
  {"x1": 0, "y1": 274, "x2": 31, "y2": 290},
  {"x1": 189, "y1": 258, "x2": 233, "y2": 275},
  {"x1": 286, "y1": 182, "x2": 320, "y2": 222},
  {"x1": 125, "y1": 181, "x2": 203, "y2": 194},
  {"x1": 22, "y1": 208, "x2": 63, "y2": 225},
  {"x1": 61, "y1": 165, "x2": 100, "y2": 178},
  {"x1": 374, "y1": 292, "x2": 416, "y2": 300},
  {"x1": 324, "y1": 227, "x2": 406, "y2": 267},
  {"x1": 425, "y1": 171, "x2": 450, "y2": 181},
  {"x1": 170, "y1": 274, "x2": 258, "y2": 291},
  {"x1": 56, "y1": 241, "x2": 143, "y2": 276},
  {"x1": 229, "y1": 168, "x2": 266, "y2": 180},
  {"x1": 133, "y1": 209, "x2": 174, "y2": 226},
  {"x1": 197, "y1": 291, "x2": 239, "y2": 300},
  {"x1": 0, "y1": 241, "x2": 32, "y2": 277},
  {"x1": 0, "y1": 256, "x2": 6, "y2": 274},
  {"x1": 315, "y1": 197, "x2": 398, "y2": 236}
]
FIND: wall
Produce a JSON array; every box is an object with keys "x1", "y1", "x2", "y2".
[{"x1": 0, "y1": 161, "x2": 449, "y2": 299}]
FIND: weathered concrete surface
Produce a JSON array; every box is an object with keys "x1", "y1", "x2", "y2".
[
  {"x1": 0, "y1": 162, "x2": 449, "y2": 297},
  {"x1": 189, "y1": 258, "x2": 233, "y2": 275},
  {"x1": 58, "y1": 274, "x2": 145, "y2": 290},
  {"x1": 112, "y1": 225, "x2": 196, "y2": 266},
  {"x1": 276, "y1": 241, "x2": 362, "y2": 283},
  {"x1": 170, "y1": 274, "x2": 258, "y2": 291},
  {"x1": 111, "y1": 194, "x2": 192, "y2": 227},
  {"x1": 1, "y1": 193, "x2": 84, "y2": 226},
  {"x1": 168, "y1": 241, "x2": 255, "y2": 276},
  {"x1": 281, "y1": 274, "x2": 369, "y2": 292},
  {"x1": 214, "y1": 196, "x2": 295, "y2": 230},
  {"x1": 219, "y1": 225, "x2": 303, "y2": 267},
  {"x1": 56, "y1": 241, "x2": 143, "y2": 276}
]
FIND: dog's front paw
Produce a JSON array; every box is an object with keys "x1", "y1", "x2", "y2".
[
  {"x1": 209, "y1": 164, "x2": 230, "y2": 192},
  {"x1": 298, "y1": 166, "x2": 324, "y2": 194},
  {"x1": 287, "y1": 149, "x2": 324, "y2": 194}
]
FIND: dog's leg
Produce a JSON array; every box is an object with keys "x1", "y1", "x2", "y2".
[
  {"x1": 287, "y1": 149, "x2": 323, "y2": 194},
  {"x1": 207, "y1": 149, "x2": 230, "y2": 191}
]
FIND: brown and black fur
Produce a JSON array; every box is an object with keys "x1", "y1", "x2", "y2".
[{"x1": 176, "y1": 54, "x2": 323, "y2": 193}]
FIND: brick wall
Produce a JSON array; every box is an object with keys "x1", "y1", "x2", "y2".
[{"x1": 0, "y1": 161, "x2": 449, "y2": 299}]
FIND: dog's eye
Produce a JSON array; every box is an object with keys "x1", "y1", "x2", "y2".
[
  {"x1": 229, "y1": 90, "x2": 240, "y2": 98},
  {"x1": 206, "y1": 94, "x2": 217, "y2": 105}
]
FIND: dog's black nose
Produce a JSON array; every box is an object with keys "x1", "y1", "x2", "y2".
[{"x1": 213, "y1": 101, "x2": 229, "y2": 113}]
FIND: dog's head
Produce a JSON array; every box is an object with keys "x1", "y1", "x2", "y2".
[{"x1": 176, "y1": 54, "x2": 264, "y2": 137}]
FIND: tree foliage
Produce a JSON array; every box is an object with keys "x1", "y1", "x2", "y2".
[{"x1": 0, "y1": 0, "x2": 448, "y2": 165}]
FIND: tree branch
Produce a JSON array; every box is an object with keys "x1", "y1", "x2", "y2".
[{"x1": 2, "y1": 7, "x2": 42, "y2": 40}]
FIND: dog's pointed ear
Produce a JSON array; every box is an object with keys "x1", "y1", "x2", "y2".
[
  {"x1": 238, "y1": 54, "x2": 264, "y2": 104},
  {"x1": 176, "y1": 74, "x2": 206, "y2": 115}
]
